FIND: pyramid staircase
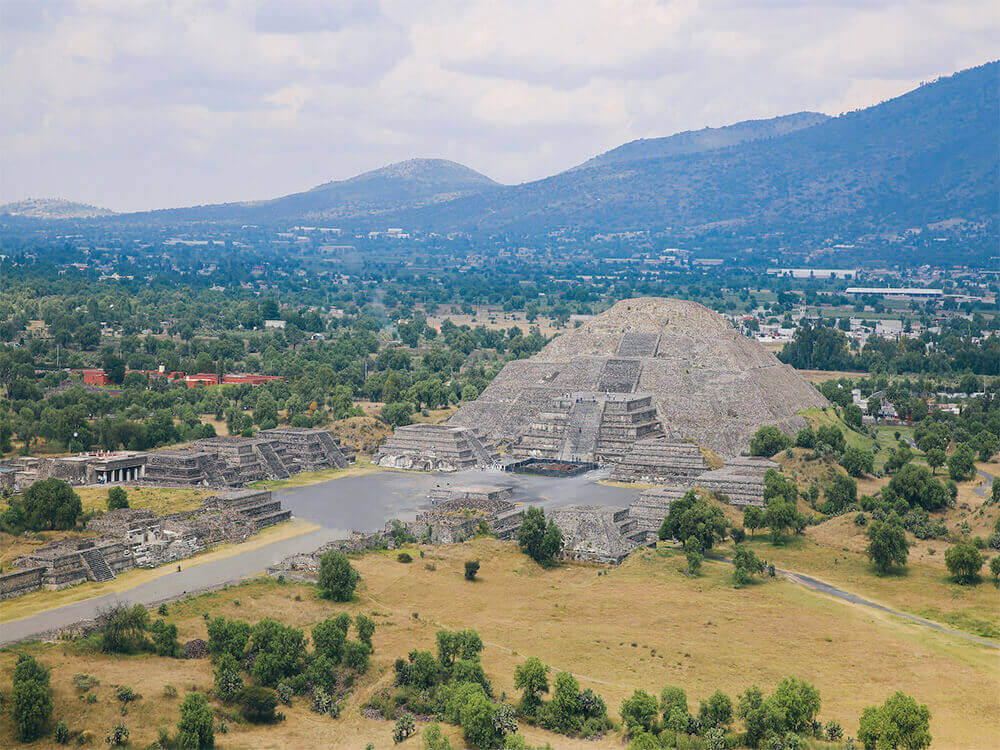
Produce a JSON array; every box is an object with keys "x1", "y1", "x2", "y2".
[
  {"x1": 80, "y1": 548, "x2": 115, "y2": 582},
  {"x1": 558, "y1": 400, "x2": 604, "y2": 461}
]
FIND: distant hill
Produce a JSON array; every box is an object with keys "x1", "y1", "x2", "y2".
[
  {"x1": 570, "y1": 111, "x2": 830, "y2": 171},
  {"x1": 398, "y1": 62, "x2": 998, "y2": 237},
  {"x1": 0, "y1": 198, "x2": 115, "y2": 219},
  {"x1": 128, "y1": 158, "x2": 500, "y2": 223}
]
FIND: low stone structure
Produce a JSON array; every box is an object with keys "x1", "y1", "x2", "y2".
[
  {"x1": 143, "y1": 428, "x2": 352, "y2": 487},
  {"x1": 510, "y1": 391, "x2": 663, "y2": 464},
  {"x1": 548, "y1": 505, "x2": 649, "y2": 564},
  {"x1": 687, "y1": 456, "x2": 777, "y2": 506},
  {"x1": 0, "y1": 488, "x2": 290, "y2": 600},
  {"x1": 609, "y1": 438, "x2": 710, "y2": 483},
  {"x1": 373, "y1": 423, "x2": 499, "y2": 472},
  {"x1": 1, "y1": 452, "x2": 148, "y2": 491},
  {"x1": 628, "y1": 485, "x2": 690, "y2": 540},
  {"x1": 404, "y1": 484, "x2": 523, "y2": 543}
]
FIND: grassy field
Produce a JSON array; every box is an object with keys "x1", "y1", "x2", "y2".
[
  {"x1": 0, "y1": 520, "x2": 319, "y2": 625},
  {"x1": 1, "y1": 538, "x2": 997, "y2": 748},
  {"x1": 800, "y1": 407, "x2": 873, "y2": 452},
  {"x1": 75, "y1": 486, "x2": 212, "y2": 515}
]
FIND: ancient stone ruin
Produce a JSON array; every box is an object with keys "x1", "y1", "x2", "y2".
[
  {"x1": 373, "y1": 423, "x2": 499, "y2": 472},
  {"x1": 1, "y1": 428, "x2": 353, "y2": 491},
  {"x1": 609, "y1": 437, "x2": 711, "y2": 483},
  {"x1": 144, "y1": 428, "x2": 353, "y2": 487},
  {"x1": 449, "y1": 297, "x2": 826, "y2": 458},
  {"x1": 548, "y1": 505, "x2": 649, "y2": 564},
  {"x1": 0, "y1": 489, "x2": 289, "y2": 601},
  {"x1": 510, "y1": 392, "x2": 663, "y2": 464},
  {"x1": 397, "y1": 484, "x2": 524, "y2": 543}
]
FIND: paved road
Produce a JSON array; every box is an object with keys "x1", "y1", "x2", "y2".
[
  {"x1": 0, "y1": 527, "x2": 344, "y2": 646},
  {"x1": 0, "y1": 468, "x2": 637, "y2": 645},
  {"x1": 973, "y1": 469, "x2": 995, "y2": 499}
]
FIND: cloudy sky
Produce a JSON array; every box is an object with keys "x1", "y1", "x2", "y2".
[{"x1": 1, "y1": 0, "x2": 996, "y2": 212}]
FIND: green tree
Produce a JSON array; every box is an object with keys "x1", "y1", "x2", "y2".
[
  {"x1": 107, "y1": 486, "x2": 129, "y2": 511},
  {"x1": 945, "y1": 542, "x2": 983, "y2": 584},
  {"x1": 514, "y1": 657, "x2": 549, "y2": 717},
  {"x1": 240, "y1": 686, "x2": 278, "y2": 723},
  {"x1": 213, "y1": 653, "x2": 244, "y2": 703},
  {"x1": 866, "y1": 515, "x2": 909, "y2": 575},
  {"x1": 749, "y1": 426, "x2": 790, "y2": 457},
  {"x1": 12, "y1": 654, "x2": 52, "y2": 742},
  {"x1": 19, "y1": 478, "x2": 82, "y2": 531},
  {"x1": 925, "y1": 448, "x2": 946, "y2": 474},
  {"x1": 973, "y1": 429, "x2": 998, "y2": 461},
  {"x1": 207, "y1": 617, "x2": 251, "y2": 661},
  {"x1": 684, "y1": 537, "x2": 703, "y2": 575},
  {"x1": 857, "y1": 692, "x2": 931, "y2": 750},
  {"x1": 246, "y1": 619, "x2": 308, "y2": 687},
  {"x1": 657, "y1": 490, "x2": 728, "y2": 551},
  {"x1": 947, "y1": 443, "x2": 976, "y2": 481},
  {"x1": 518, "y1": 507, "x2": 562, "y2": 567},
  {"x1": 177, "y1": 691, "x2": 215, "y2": 748},
  {"x1": 732, "y1": 545, "x2": 765, "y2": 585},
  {"x1": 989, "y1": 555, "x2": 1000, "y2": 585},
  {"x1": 380, "y1": 401, "x2": 414, "y2": 427},
  {"x1": 318, "y1": 551, "x2": 360, "y2": 601},
  {"x1": 312, "y1": 617, "x2": 349, "y2": 663},
  {"x1": 100, "y1": 603, "x2": 150, "y2": 654},
  {"x1": 355, "y1": 613, "x2": 375, "y2": 652},
  {"x1": 620, "y1": 689, "x2": 659, "y2": 735},
  {"x1": 743, "y1": 505, "x2": 764, "y2": 536},
  {"x1": 548, "y1": 671, "x2": 583, "y2": 734},
  {"x1": 822, "y1": 473, "x2": 858, "y2": 514},
  {"x1": 150, "y1": 618, "x2": 182, "y2": 657},
  {"x1": 882, "y1": 464, "x2": 950, "y2": 511},
  {"x1": 840, "y1": 447, "x2": 874, "y2": 478},
  {"x1": 698, "y1": 690, "x2": 733, "y2": 730},
  {"x1": 464, "y1": 559, "x2": 480, "y2": 581}
]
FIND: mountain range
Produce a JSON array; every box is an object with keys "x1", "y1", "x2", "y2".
[
  {"x1": 0, "y1": 198, "x2": 116, "y2": 220},
  {"x1": 5, "y1": 61, "x2": 997, "y2": 247}
]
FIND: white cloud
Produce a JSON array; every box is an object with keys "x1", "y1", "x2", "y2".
[{"x1": 0, "y1": 0, "x2": 995, "y2": 210}]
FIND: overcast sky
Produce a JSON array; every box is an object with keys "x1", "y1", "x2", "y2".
[{"x1": 1, "y1": 0, "x2": 996, "y2": 212}]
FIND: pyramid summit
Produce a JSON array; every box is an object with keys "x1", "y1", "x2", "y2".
[{"x1": 449, "y1": 297, "x2": 827, "y2": 457}]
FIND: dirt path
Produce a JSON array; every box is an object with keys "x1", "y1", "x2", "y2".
[{"x1": 705, "y1": 551, "x2": 999, "y2": 649}]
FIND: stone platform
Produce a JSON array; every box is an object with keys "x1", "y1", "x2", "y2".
[{"x1": 373, "y1": 423, "x2": 499, "y2": 472}]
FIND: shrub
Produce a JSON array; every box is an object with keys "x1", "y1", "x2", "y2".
[
  {"x1": 750, "y1": 426, "x2": 791, "y2": 457},
  {"x1": 945, "y1": 542, "x2": 983, "y2": 584},
  {"x1": 464, "y1": 560, "x2": 480, "y2": 580},
  {"x1": 98, "y1": 603, "x2": 150, "y2": 654},
  {"x1": 240, "y1": 686, "x2": 279, "y2": 723},
  {"x1": 177, "y1": 692, "x2": 215, "y2": 749},
  {"x1": 393, "y1": 712, "x2": 416, "y2": 743},
  {"x1": 54, "y1": 719, "x2": 70, "y2": 744},
  {"x1": 106, "y1": 724, "x2": 129, "y2": 747},
  {"x1": 858, "y1": 692, "x2": 931, "y2": 750},
  {"x1": 518, "y1": 507, "x2": 563, "y2": 567},
  {"x1": 163, "y1": 684, "x2": 178, "y2": 698},
  {"x1": 318, "y1": 551, "x2": 361, "y2": 601},
  {"x1": 214, "y1": 654, "x2": 244, "y2": 703},
  {"x1": 115, "y1": 685, "x2": 140, "y2": 704},
  {"x1": 72, "y1": 673, "x2": 100, "y2": 693},
  {"x1": 107, "y1": 486, "x2": 129, "y2": 511},
  {"x1": 12, "y1": 654, "x2": 53, "y2": 742},
  {"x1": 422, "y1": 722, "x2": 453, "y2": 750},
  {"x1": 397, "y1": 552, "x2": 413, "y2": 563},
  {"x1": 151, "y1": 618, "x2": 182, "y2": 657}
]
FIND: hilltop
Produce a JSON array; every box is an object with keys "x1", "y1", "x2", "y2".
[
  {"x1": 0, "y1": 198, "x2": 115, "y2": 219},
  {"x1": 126, "y1": 158, "x2": 500, "y2": 223},
  {"x1": 569, "y1": 111, "x2": 830, "y2": 171}
]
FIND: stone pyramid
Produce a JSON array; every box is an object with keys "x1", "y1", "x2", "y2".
[{"x1": 449, "y1": 297, "x2": 826, "y2": 457}]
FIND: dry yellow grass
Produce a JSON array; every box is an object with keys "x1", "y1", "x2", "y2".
[
  {"x1": 0, "y1": 520, "x2": 319, "y2": 624},
  {"x1": 75, "y1": 486, "x2": 212, "y2": 515},
  {"x1": 1, "y1": 538, "x2": 996, "y2": 748}
]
